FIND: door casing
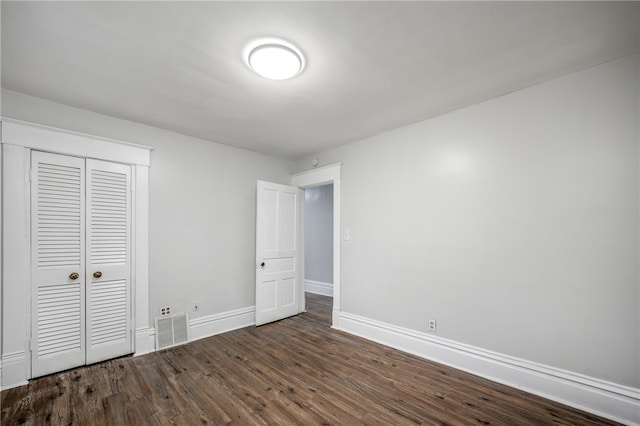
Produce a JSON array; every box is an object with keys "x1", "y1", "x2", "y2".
[
  {"x1": 291, "y1": 163, "x2": 342, "y2": 328},
  {"x1": 1, "y1": 118, "x2": 152, "y2": 388}
]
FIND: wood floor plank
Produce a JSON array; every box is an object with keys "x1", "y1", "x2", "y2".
[{"x1": 1, "y1": 293, "x2": 622, "y2": 425}]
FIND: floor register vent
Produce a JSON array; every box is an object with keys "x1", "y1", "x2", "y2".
[{"x1": 155, "y1": 313, "x2": 190, "y2": 350}]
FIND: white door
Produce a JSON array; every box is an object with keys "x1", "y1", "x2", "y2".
[
  {"x1": 31, "y1": 152, "x2": 132, "y2": 378},
  {"x1": 255, "y1": 181, "x2": 303, "y2": 326},
  {"x1": 85, "y1": 159, "x2": 132, "y2": 364},
  {"x1": 31, "y1": 152, "x2": 86, "y2": 377}
]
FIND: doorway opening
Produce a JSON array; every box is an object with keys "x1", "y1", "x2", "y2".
[
  {"x1": 291, "y1": 163, "x2": 341, "y2": 329},
  {"x1": 304, "y1": 184, "x2": 334, "y2": 325}
]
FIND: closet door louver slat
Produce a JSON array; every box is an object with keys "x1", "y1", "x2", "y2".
[{"x1": 90, "y1": 280, "x2": 128, "y2": 346}]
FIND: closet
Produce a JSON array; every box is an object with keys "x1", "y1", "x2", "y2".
[
  {"x1": 30, "y1": 151, "x2": 132, "y2": 378},
  {"x1": 2, "y1": 119, "x2": 151, "y2": 389}
]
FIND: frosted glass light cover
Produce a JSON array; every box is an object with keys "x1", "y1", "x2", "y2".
[{"x1": 248, "y1": 44, "x2": 303, "y2": 80}]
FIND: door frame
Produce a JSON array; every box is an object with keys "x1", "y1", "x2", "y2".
[
  {"x1": 1, "y1": 118, "x2": 153, "y2": 388},
  {"x1": 291, "y1": 163, "x2": 342, "y2": 328}
]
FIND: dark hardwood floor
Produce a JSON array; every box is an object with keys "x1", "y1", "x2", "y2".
[{"x1": 1, "y1": 293, "x2": 620, "y2": 425}]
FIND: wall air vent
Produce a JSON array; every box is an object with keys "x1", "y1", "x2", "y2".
[{"x1": 155, "y1": 313, "x2": 189, "y2": 350}]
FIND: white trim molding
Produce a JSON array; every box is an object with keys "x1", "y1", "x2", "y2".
[
  {"x1": 338, "y1": 312, "x2": 640, "y2": 426},
  {"x1": 189, "y1": 306, "x2": 255, "y2": 342},
  {"x1": 291, "y1": 163, "x2": 341, "y2": 188},
  {"x1": 2, "y1": 118, "x2": 152, "y2": 166},
  {"x1": 1, "y1": 351, "x2": 28, "y2": 391},
  {"x1": 291, "y1": 163, "x2": 341, "y2": 328},
  {"x1": 135, "y1": 306, "x2": 256, "y2": 355},
  {"x1": 134, "y1": 327, "x2": 156, "y2": 357},
  {"x1": 304, "y1": 280, "x2": 333, "y2": 297},
  {"x1": 132, "y1": 165, "x2": 152, "y2": 355}
]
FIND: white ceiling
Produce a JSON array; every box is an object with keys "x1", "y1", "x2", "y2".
[{"x1": 2, "y1": 2, "x2": 638, "y2": 160}]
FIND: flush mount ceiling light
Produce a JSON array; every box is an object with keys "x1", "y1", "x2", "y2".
[{"x1": 246, "y1": 39, "x2": 305, "y2": 80}]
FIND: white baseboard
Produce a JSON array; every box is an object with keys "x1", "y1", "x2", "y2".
[
  {"x1": 1, "y1": 351, "x2": 28, "y2": 391},
  {"x1": 0, "y1": 307, "x2": 253, "y2": 390},
  {"x1": 134, "y1": 326, "x2": 156, "y2": 357},
  {"x1": 338, "y1": 311, "x2": 640, "y2": 426},
  {"x1": 135, "y1": 307, "x2": 255, "y2": 352},
  {"x1": 189, "y1": 306, "x2": 255, "y2": 342},
  {"x1": 305, "y1": 279, "x2": 333, "y2": 297},
  {"x1": 331, "y1": 308, "x2": 341, "y2": 329}
]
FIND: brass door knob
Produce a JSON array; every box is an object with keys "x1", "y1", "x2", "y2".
[
  {"x1": 93, "y1": 271, "x2": 103, "y2": 279},
  {"x1": 69, "y1": 272, "x2": 79, "y2": 280}
]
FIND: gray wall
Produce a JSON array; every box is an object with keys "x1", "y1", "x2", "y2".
[
  {"x1": 292, "y1": 55, "x2": 640, "y2": 388},
  {"x1": 304, "y1": 184, "x2": 333, "y2": 284},
  {"x1": 1, "y1": 89, "x2": 292, "y2": 325}
]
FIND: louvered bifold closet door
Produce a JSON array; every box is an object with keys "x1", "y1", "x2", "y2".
[
  {"x1": 85, "y1": 159, "x2": 132, "y2": 364},
  {"x1": 31, "y1": 151, "x2": 86, "y2": 378}
]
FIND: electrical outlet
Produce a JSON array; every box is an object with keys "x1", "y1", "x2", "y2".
[
  {"x1": 428, "y1": 319, "x2": 436, "y2": 332},
  {"x1": 160, "y1": 306, "x2": 172, "y2": 316}
]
